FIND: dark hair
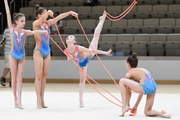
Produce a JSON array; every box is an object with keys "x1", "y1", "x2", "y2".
[
  {"x1": 54, "y1": 11, "x2": 60, "y2": 23},
  {"x1": 54, "y1": 11, "x2": 60, "y2": 15},
  {"x1": 12, "y1": 13, "x2": 25, "y2": 24},
  {"x1": 67, "y1": 35, "x2": 77, "y2": 40},
  {"x1": 34, "y1": 4, "x2": 46, "y2": 17},
  {"x1": 127, "y1": 52, "x2": 138, "y2": 68}
]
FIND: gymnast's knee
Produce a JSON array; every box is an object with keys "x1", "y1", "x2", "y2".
[
  {"x1": 144, "y1": 110, "x2": 150, "y2": 116},
  {"x1": 80, "y1": 76, "x2": 86, "y2": 83},
  {"x1": 35, "y1": 75, "x2": 42, "y2": 81},
  {"x1": 42, "y1": 72, "x2": 48, "y2": 77},
  {"x1": 119, "y1": 78, "x2": 126, "y2": 84}
]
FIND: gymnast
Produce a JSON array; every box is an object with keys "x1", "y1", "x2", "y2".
[
  {"x1": 4, "y1": 0, "x2": 47, "y2": 109},
  {"x1": 64, "y1": 11, "x2": 112, "y2": 107},
  {"x1": 119, "y1": 52, "x2": 171, "y2": 118}
]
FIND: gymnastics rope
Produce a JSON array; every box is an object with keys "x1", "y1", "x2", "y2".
[
  {"x1": 49, "y1": 0, "x2": 137, "y2": 108},
  {"x1": 106, "y1": 0, "x2": 137, "y2": 21}
]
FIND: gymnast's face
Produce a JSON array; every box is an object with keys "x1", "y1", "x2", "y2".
[
  {"x1": 37, "y1": 10, "x2": 47, "y2": 19},
  {"x1": 15, "y1": 16, "x2": 26, "y2": 28},
  {"x1": 66, "y1": 35, "x2": 76, "y2": 44}
]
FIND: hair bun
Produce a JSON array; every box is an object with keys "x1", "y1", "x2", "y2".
[
  {"x1": 34, "y1": 4, "x2": 40, "y2": 10},
  {"x1": 132, "y1": 52, "x2": 137, "y2": 58},
  {"x1": 12, "y1": 13, "x2": 17, "y2": 18}
]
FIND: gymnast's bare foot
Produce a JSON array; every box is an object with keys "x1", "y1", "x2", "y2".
[
  {"x1": 79, "y1": 99, "x2": 84, "y2": 108},
  {"x1": 17, "y1": 104, "x2": 23, "y2": 109},
  {"x1": 41, "y1": 99, "x2": 48, "y2": 108},
  {"x1": 119, "y1": 106, "x2": 129, "y2": 117},
  {"x1": 37, "y1": 101, "x2": 43, "y2": 109},
  {"x1": 14, "y1": 102, "x2": 18, "y2": 108},
  {"x1": 15, "y1": 101, "x2": 23, "y2": 109},
  {"x1": 42, "y1": 105, "x2": 48, "y2": 108},
  {"x1": 99, "y1": 11, "x2": 107, "y2": 20},
  {"x1": 37, "y1": 105, "x2": 43, "y2": 109},
  {"x1": 14, "y1": 99, "x2": 18, "y2": 108},
  {"x1": 160, "y1": 110, "x2": 171, "y2": 118},
  {"x1": 14, "y1": 99, "x2": 23, "y2": 109}
]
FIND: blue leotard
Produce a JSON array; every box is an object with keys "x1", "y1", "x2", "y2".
[
  {"x1": 130, "y1": 68, "x2": 157, "y2": 95},
  {"x1": 141, "y1": 68, "x2": 157, "y2": 94},
  {"x1": 66, "y1": 45, "x2": 92, "y2": 67},
  {"x1": 39, "y1": 22, "x2": 51, "y2": 59},
  {"x1": 11, "y1": 28, "x2": 26, "y2": 61}
]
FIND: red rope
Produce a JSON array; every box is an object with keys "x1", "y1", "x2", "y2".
[
  {"x1": 53, "y1": 19, "x2": 66, "y2": 49},
  {"x1": 106, "y1": 0, "x2": 137, "y2": 21},
  {"x1": 106, "y1": 1, "x2": 137, "y2": 21}
]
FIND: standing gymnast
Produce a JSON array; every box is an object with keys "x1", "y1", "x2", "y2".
[
  {"x1": 119, "y1": 52, "x2": 171, "y2": 118},
  {"x1": 4, "y1": 0, "x2": 48, "y2": 109},
  {"x1": 33, "y1": 4, "x2": 78, "y2": 109},
  {"x1": 64, "y1": 11, "x2": 112, "y2": 107}
]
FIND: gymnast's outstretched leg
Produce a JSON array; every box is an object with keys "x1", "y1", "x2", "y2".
[{"x1": 89, "y1": 11, "x2": 107, "y2": 57}]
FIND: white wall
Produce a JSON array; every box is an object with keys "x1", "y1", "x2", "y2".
[{"x1": 0, "y1": 57, "x2": 179, "y2": 80}]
